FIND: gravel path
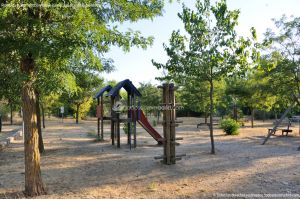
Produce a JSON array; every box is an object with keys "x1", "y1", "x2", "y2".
[{"x1": 0, "y1": 118, "x2": 299, "y2": 198}]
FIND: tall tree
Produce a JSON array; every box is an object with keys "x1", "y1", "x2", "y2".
[
  {"x1": 0, "y1": 53, "x2": 22, "y2": 125},
  {"x1": 179, "y1": 79, "x2": 210, "y2": 120},
  {"x1": 0, "y1": 1, "x2": 167, "y2": 196},
  {"x1": 139, "y1": 82, "x2": 161, "y2": 118},
  {"x1": 264, "y1": 16, "x2": 300, "y2": 94},
  {"x1": 225, "y1": 71, "x2": 276, "y2": 128},
  {"x1": 153, "y1": 0, "x2": 256, "y2": 154},
  {"x1": 61, "y1": 71, "x2": 103, "y2": 124}
]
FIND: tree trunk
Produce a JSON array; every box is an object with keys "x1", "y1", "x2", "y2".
[
  {"x1": 233, "y1": 104, "x2": 238, "y2": 121},
  {"x1": 36, "y1": 91, "x2": 44, "y2": 154},
  {"x1": 0, "y1": 114, "x2": 2, "y2": 132},
  {"x1": 209, "y1": 80, "x2": 215, "y2": 154},
  {"x1": 10, "y1": 102, "x2": 13, "y2": 125},
  {"x1": 251, "y1": 108, "x2": 254, "y2": 128},
  {"x1": 76, "y1": 104, "x2": 80, "y2": 124},
  {"x1": 204, "y1": 112, "x2": 207, "y2": 124},
  {"x1": 21, "y1": 56, "x2": 45, "y2": 196},
  {"x1": 41, "y1": 103, "x2": 45, "y2": 128}
]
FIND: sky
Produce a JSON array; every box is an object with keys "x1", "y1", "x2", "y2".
[{"x1": 103, "y1": 0, "x2": 300, "y2": 86}]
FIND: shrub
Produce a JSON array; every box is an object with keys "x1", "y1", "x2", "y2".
[
  {"x1": 123, "y1": 123, "x2": 129, "y2": 134},
  {"x1": 152, "y1": 119, "x2": 157, "y2": 127},
  {"x1": 220, "y1": 118, "x2": 240, "y2": 135}
]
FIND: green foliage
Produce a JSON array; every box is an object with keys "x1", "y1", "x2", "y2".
[
  {"x1": 123, "y1": 123, "x2": 129, "y2": 135},
  {"x1": 263, "y1": 16, "x2": 300, "y2": 95},
  {"x1": 152, "y1": 0, "x2": 256, "y2": 153},
  {"x1": 139, "y1": 82, "x2": 160, "y2": 115},
  {"x1": 220, "y1": 118, "x2": 240, "y2": 135},
  {"x1": 0, "y1": 0, "x2": 168, "y2": 122},
  {"x1": 153, "y1": 0, "x2": 257, "y2": 83},
  {"x1": 71, "y1": 97, "x2": 93, "y2": 120},
  {"x1": 0, "y1": 102, "x2": 10, "y2": 120},
  {"x1": 0, "y1": 53, "x2": 22, "y2": 110},
  {"x1": 152, "y1": 119, "x2": 157, "y2": 127},
  {"x1": 224, "y1": 70, "x2": 277, "y2": 123},
  {"x1": 41, "y1": 93, "x2": 61, "y2": 116},
  {"x1": 60, "y1": 68, "x2": 103, "y2": 121},
  {"x1": 152, "y1": 0, "x2": 257, "y2": 115},
  {"x1": 178, "y1": 79, "x2": 209, "y2": 114}
]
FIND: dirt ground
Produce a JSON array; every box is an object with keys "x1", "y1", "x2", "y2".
[{"x1": 0, "y1": 117, "x2": 299, "y2": 199}]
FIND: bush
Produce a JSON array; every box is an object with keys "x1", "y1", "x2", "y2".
[
  {"x1": 220, "y1": 118, "x2": 240, "y2": 135},
  {"x1": 152, "y1": 120, "x2": 157, "y2": 127},
  {"x1": 123, "y1": 123, "x2": 129, "y2": 134}
]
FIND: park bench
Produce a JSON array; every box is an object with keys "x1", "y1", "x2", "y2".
[
  {"x1": 197, "y1": 119, "x2": 220, "y2": 129},
  {"x1": 268, "y1": 119, "x2": 293, "y2": 136}
]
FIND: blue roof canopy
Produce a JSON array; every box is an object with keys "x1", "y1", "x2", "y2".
[
  {"x1": 108, "y1": 79, "x2": 141, "y2": 97},
  {"x1": 94, "y1": 85, "x2": 112, "y2": 98}
]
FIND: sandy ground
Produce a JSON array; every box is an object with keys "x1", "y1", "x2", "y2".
[
  {"x1": 0, "y1": 124, "x2": 22, "y2": 141},
  {"x1": 0, "y1": 117, "x2": 299, "y2": 199}
]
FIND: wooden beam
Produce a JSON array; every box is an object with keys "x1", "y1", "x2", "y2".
[
  {"x1": 164, "y1": 84, "x2": 171, "y2": 165},
  {"x1": 133, "y1": 95, "x2": 137, "y2": 148},
  {"x1": 97, "y1": 97, "x2": 100, "y2": 139},
  {"x1": 111, "y1": 96, "x2": 115, "y2": 146},
  {"x1": 100, "y1": 95, "x2": 104, "y2": 140},
  {"x1": 170, "y1": 83, "x2": 176, "y2": 164},
  {"x1": 117, "y1": 113, "x2": 120, "y2": 148},
  {"x1": 127, "y1": 94, "x2": 131, "y2": 145}
]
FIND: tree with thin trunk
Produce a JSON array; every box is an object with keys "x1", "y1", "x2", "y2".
[
  {"x1": 225, "y1": 71, "x2": 276, "y2": 128},
  {"x1": 153, "y1": 0, "x2": 256, "y2": 154},
  {"x1": 41, "y1": 103, "x2": 46, "y2": 129}
]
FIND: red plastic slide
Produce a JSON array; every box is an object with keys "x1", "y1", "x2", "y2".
[{"x1": 130, "y1": 110, "x2": 164, "y2": 145}]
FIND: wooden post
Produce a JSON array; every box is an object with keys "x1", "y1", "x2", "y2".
[
  {"x1": 159, "y1": 83, "x2": 178, "y2": 165},
  {"x1": 129, "y1": 94, "x2": 133, "y2": 149},
  {"x1": 169, "y1": 83, "x2": 176, "y2": 164},
  {"x1": 115, "y1": 94, "x2": 120, "y2": 141},
  {"x1": 117, "y1": 112, "x2": 120, "y2": 148},
  {"x1": 111, "y1": 96, "x2": 115, "y2": 146},
  {"x1": 163, "y1": 83, "x2": 171, "y2": 165},
  {"x1": 133, "y1": 95, "x2": 137, "y2": 148},
  {"x1": 97, "y1": 97, "x2": 100, "y2": 139},
  {"x1": 100, "y1": 95, "x2": 104, "y2": 140},
  {"x1": 162, "y1": 84, "x2": 166, "y2": 163},
  {"x1": 127, "y1": 94, "x2": 131, "y2": 145}
]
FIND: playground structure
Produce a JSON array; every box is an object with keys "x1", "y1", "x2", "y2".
[{"x1": 95, "y1": 80, "x2": 182, "y2": 164}]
